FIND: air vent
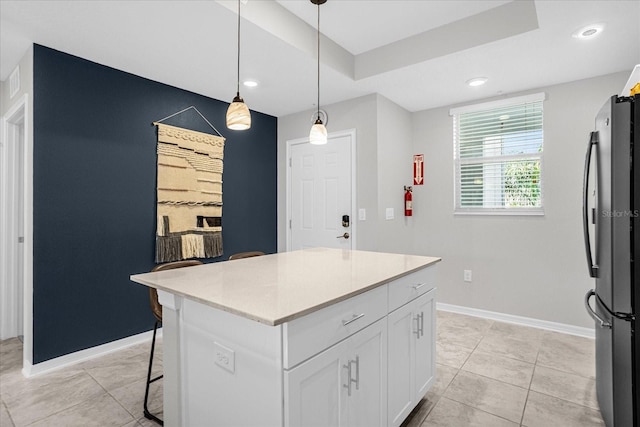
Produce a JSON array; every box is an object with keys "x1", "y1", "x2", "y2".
[{"x1": 9, "y1": 66, "x2": 20, "y2": 99}]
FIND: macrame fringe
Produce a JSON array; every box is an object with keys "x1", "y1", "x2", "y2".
[
  {"x1": 155, "y1": 235, "x2": 182, "y2": 263},
  {"x1": 155, "y1": 231, "x2": 223, "y2": 263},
  {"x1": 204, "y1": 233, "x2": 223, "y2": 257},
  {"x1": 182, "y1": 234, "x2": 205, "y2": 259}
]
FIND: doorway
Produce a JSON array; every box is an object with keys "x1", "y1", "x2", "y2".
[
  {"x1": 286, "y1": 129, "x2": 356, "y2": 251},
  {"x1": 1, "y1": 94, "x2": 29, "y2": 356}
]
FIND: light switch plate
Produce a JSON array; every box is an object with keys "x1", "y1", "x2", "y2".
[
  {"x1": 359, "y1": 208, "x2": 366, "y2": 221},
  {"x1": 385, "y1": 208, "x2": 394, "y2": 220},
  {"x1": 214, "y1": 342, "x2": 235, "y2": 373}
]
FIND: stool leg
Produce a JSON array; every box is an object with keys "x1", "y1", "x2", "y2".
[{"x1": 144, "y1": 320, "x2": 164, "y2": 425}]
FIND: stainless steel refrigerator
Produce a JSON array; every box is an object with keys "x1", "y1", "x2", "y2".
[{"x1": 584, "y1": 94, "x2": 639, "y2": 427}]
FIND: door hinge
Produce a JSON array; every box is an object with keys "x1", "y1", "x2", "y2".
[
  {"x1": 289, "y1": 220, "x2": 292, "y2": 229},
  {"x1": 289, "y1": 158, "x2": 292, "y2": 167}
]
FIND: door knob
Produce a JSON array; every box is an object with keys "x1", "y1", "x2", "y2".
[{"x1": 337, "y1": 232, "x2": 350, "y2": 239}]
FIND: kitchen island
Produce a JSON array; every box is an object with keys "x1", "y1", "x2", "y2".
[{"x1": 131, "y1": 248, "x2": 440, "y2": 427}]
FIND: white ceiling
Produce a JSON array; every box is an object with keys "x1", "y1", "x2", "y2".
[{"x1": 1, "y1": 0, "x2": 639, "y2": 118}]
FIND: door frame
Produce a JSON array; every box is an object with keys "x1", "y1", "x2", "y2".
[
  {"x1": 285, "y1": 128, "x2": 357, "y2": 252},
  {"x1": 0, "y1": 93, "x2": 34, "y2": 371}
]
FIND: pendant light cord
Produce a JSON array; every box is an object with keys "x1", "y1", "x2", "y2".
[
  {"x1": 236, "y1": 0, "x2": 241, "y2": 96},
  {"x1": 316, "y1": 1, "x2": 321, "y2": 121}
]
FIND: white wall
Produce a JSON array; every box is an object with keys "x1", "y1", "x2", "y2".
[
  {"x1": 1, "y1": 47, "x2": 33, "y2": 114},
  {"x1": 411, "y1": 71, "x2": 628, "y2": 328},
  {"x1": 375, "y1": 95, "x2": 414, "y2": 254}
]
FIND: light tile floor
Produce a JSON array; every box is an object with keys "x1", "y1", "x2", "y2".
[
  {"x1": 1, "y1": 336, "x2": 163, "y2": 426},
  {"x1": 0, "y1": 310, "x2": 604, "y2": 426},
  {"x1": 402, "y1": 310, "x2": 605, "y2": 427}
]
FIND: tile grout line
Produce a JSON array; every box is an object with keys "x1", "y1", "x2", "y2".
[
  {"x1": 455, "y1": 368, "x2": 531, "y2": 391},
  {"x1": 519, "y1": 346, "x2": 541, "y2": 426},
  {"x1": 533, "y1": 360, "x2": 596, "y2": 381},
  {"x1": 1, "y1": 399, "x2": 17, "y2": 427}
]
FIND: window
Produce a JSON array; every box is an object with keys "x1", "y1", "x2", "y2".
[{"x1": 451, "y1": 93, "x2": 545, "y2": 215}]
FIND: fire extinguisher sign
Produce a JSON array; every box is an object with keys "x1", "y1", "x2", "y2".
[{"x1": 413, "y1": 154, "x2": 424, "y2": 185}]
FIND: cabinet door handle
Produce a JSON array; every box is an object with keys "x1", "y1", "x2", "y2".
[
  {"x1": 413, "y1": 315, "x2": 420, "y2": 338},
  {"x1": 413, "y1": 312, "x2": 424, "y2": 338},
  {"x1": 352, "y1": 355, "x2": 360, "y2": 391},
  {"x1": 412, "y1": 283, "x2": 427, "y2": 291},
  {"x1": 343, "y1": 356, "x2": 359, "y2": 397},
  {"x1": 342, "y1": 313, "x2": 365, "y2": 326},
  {"x1": 343, "y1": 362, "x2": 352, "y2": 396}
]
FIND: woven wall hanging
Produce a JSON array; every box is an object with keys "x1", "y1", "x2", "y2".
[{"x1": 154, "y1": 122, "x2": 225, "y2": 262}]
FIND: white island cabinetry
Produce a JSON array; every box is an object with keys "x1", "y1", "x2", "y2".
[
  {"x1": 285, "y1": 318, "x2": 387, "y2": 427},
  {"x1": 387, "y1": 265, "x2": 437, "y2": 427},
  {"x1": 130, "y1": 248, "x2": 440, "y2": 427},
  {"x1": 388, "y1": 290, "x2": 436, "y2": 426}
]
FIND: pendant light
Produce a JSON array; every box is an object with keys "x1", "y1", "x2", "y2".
[
  {"x1": 309, "y1": 0, "x2": 327, "y2": 145},
  {"x1": 226, "y1": 0, "x2": 251, "y2": 130}
]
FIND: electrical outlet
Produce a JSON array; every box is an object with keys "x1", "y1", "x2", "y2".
[
  {"x1": 464, "y1": 270, "x2": 472, "y2": 282},
  {"x1": 214, "y1": 342, "x2": 235, "y2": 373}
]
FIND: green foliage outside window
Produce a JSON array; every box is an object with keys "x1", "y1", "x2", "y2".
[{"x1": 504, "y1": 159, "x2": 541, "y2": 208}]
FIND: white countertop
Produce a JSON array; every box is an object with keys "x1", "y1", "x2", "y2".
[{"x1": 130, "y1": 248, "x2": 441, "y2": 326}]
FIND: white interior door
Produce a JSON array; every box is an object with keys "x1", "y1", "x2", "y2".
[
  {"x1": 288, "y1": 130, "x2": 354, "y2": 251},
  {"x1": 16, "y1": 119, "x2": 24, "y2": 339},
  {"x1": 1, "y1": 100, "x2": 25, "y2": 340}
]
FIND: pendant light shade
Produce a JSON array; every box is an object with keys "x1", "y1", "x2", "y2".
[
  {"x1": 309, "y1": 0, "x2": 327, "y2": 145},
  {"x1": 227, "y1": 94, "x2": 251, "y2": 130},
  {"x1": 227, "y1": 0, "x2": 251, "y2": 130},
  {"x1": 309, "y1": 118, "x2": 328, "y2": 145}
]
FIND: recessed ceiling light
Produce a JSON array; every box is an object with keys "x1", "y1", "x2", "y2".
[
  {"x1": 572, "y1": 24, "x2": 604, "y2": 39},
  {"x1": 243, "y1": 80, "x2": 258, "y2": 88},
  {"x1": 466, "y1": 77, "x2": 488, "y2": 87}
]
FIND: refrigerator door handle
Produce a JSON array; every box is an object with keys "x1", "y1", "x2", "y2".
[
  {"x1": 582, "y1": 131, "x2": 599, "y2": 278},
  {"x1": 584, "y1": 289, "x2": 612, "y2": 329}
]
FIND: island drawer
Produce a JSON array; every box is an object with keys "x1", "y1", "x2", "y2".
[
  {"x1": 388, "y1": 265, "x2": 436, "y2": 312},
  {"x1": 282, "y1": 284, "x2": 387, "y2": 369}
]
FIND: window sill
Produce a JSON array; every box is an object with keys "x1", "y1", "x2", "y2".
[{"x1": 454, "y1": 209, "x2": 545, "y2": 216}]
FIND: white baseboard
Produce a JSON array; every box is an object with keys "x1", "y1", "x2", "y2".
[
  {"x1": 22, "y1": 328, "x2": 161, "y2": 378},
  {"x1": 436, "y1": 303, "x2": 595, "y2": 339}
]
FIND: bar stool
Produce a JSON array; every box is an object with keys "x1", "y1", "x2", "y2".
[
  {"x1": 228, "y1": 251, "x2": 265, "y2": 260},
  {"x1": 144, "y1": 260, "x2": 202, "y2": 425}
]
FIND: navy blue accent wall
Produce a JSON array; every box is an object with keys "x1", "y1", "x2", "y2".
[{"x1": 32, "y1": 45, "x2": 277, "y2": 363}]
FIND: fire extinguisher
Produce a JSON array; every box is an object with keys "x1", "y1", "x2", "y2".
[{"x1": 404, "y1": 186, "x2": 413, "y2": 216}]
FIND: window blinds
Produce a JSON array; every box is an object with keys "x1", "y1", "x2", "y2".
[{"x1": 452, "y1": 93, "x2": 545, "y2": 214}]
